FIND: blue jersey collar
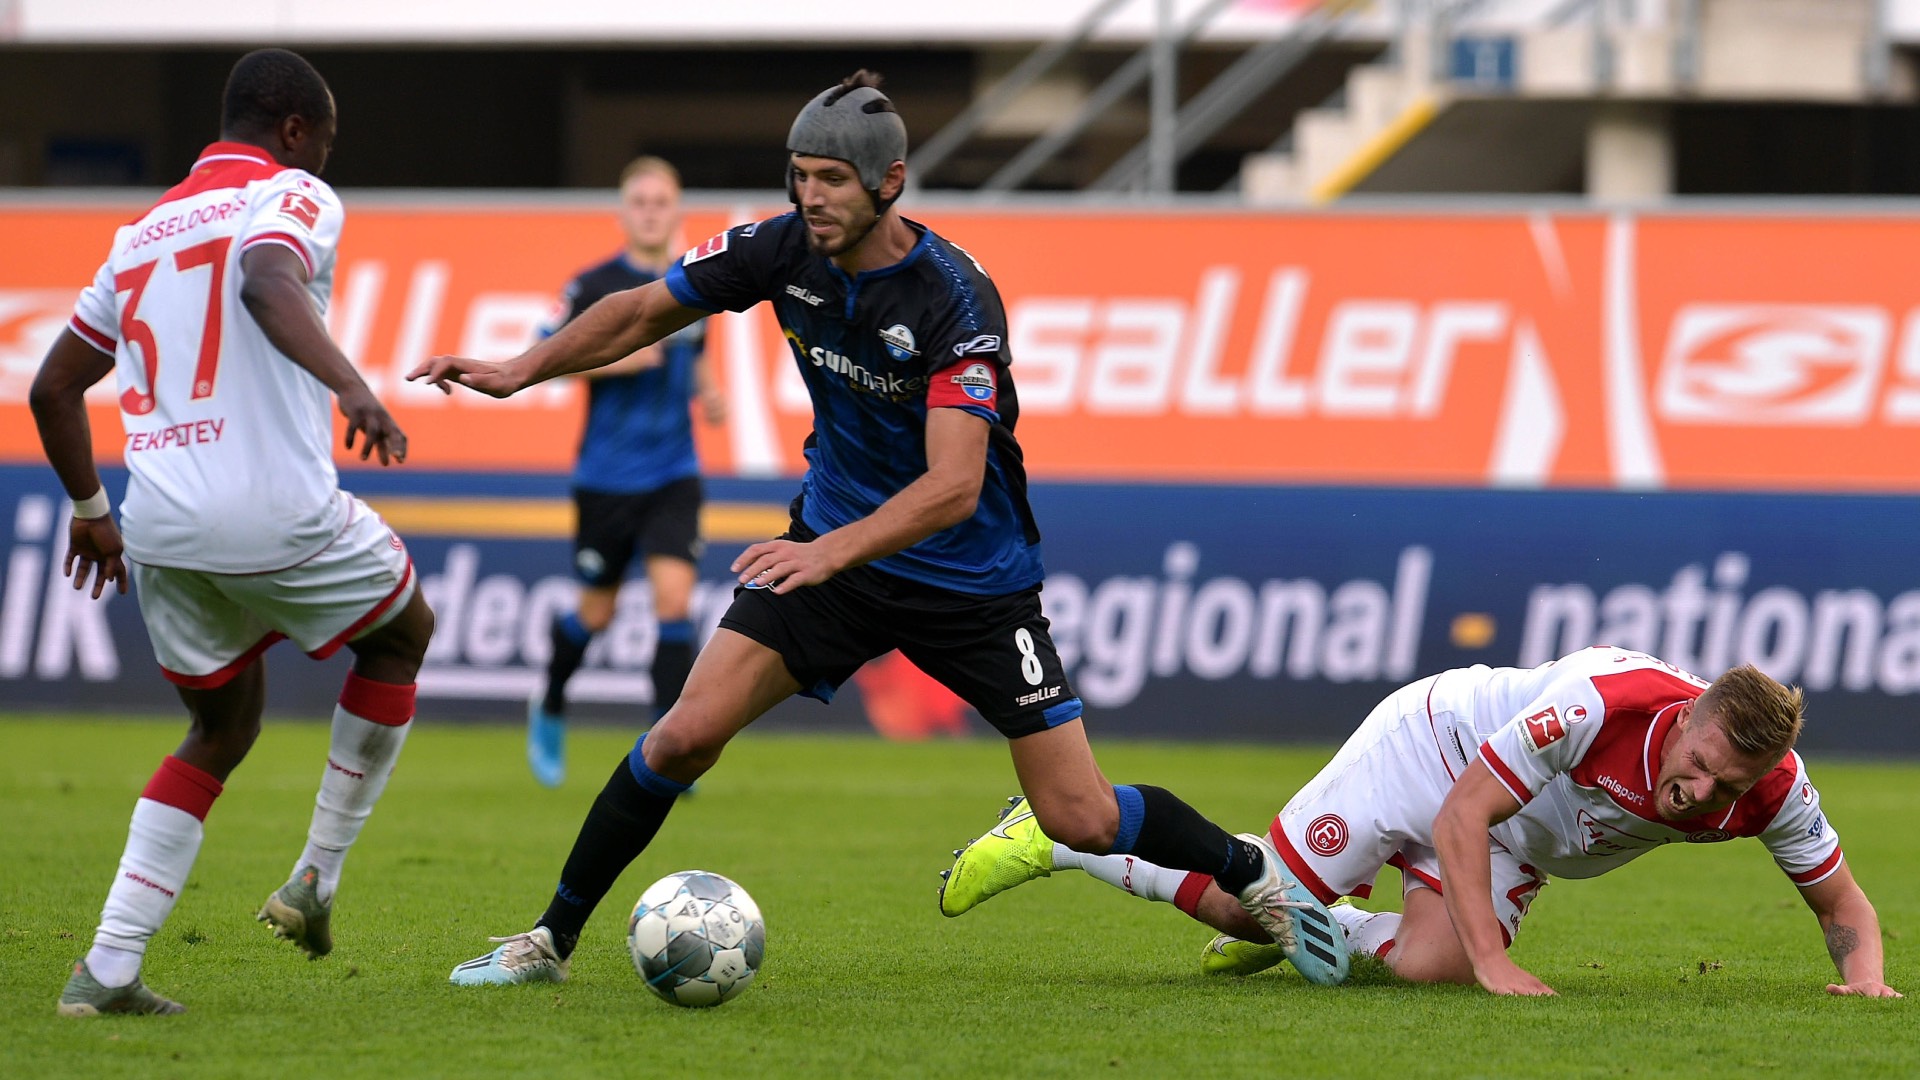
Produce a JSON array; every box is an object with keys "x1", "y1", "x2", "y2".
[{"x1": 826, "y1": 219, "x2": 931, "y2": 288}]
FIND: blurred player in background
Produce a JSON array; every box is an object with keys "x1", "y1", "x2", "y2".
[
  {"x1": 945, "y1": 648, "x2": 1901, "y2": 998},
  {"x1": 30, "y1": 48, "x2": 435, "y2": 1016},
  {"x1": 526, "y1": 156, "x2": 726, "y2": 788},
  {"x1": 414, "y1": 70, "x2": 1343, "y2": 989}
]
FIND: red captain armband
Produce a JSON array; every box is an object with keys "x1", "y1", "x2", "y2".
[{"x1": 928, "y1": 360, "x2": 998, "y2": 412}]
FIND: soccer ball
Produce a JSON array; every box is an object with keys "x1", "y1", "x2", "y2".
[{"x1": 627, "y1": 870, "x2": 766, "y2": 1007}]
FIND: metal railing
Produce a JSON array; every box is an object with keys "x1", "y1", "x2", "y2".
[{"x1": 1095, "y1": 0, "x2": 1371, "y2": 192}]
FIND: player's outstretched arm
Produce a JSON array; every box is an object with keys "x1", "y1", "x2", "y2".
[
  {"x1": 240, "y1": 245, "x2": 407, "y2": 465},
  {"x1": 730, "y1": 408, "x2": 988, "y2": 594},
  {"x1": 407, "y1": 279, "x2": 704, "y2": 398},
  {"x1": 28, "y1": 328, "x2": 128, "y2": 598},
  {"x1": 1800, "y1": 863, "x2": 1902, "y2": 998},
  {"x1": 1433, "y1": 760, "x2": 1554, "y2": 996}
]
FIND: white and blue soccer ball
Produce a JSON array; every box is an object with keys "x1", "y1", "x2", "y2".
[{"x1": 627, "y1": 870, "x2": 766, "y2": 1007}]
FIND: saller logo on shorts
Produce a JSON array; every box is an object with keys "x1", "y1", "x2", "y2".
[
  {"x1": 1014, "y1": 684, "x2": 1060, "y2": 707},
  {"x1": 1519, "y1": 706, "x2": 1568, "y2": 754}
]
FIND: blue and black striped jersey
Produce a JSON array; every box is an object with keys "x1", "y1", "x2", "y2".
[{"x1": 666, "y1": 213, "x2": 1043, "y2": 595}]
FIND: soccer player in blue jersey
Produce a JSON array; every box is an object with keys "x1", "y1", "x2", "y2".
[
  {"x1": 527, "y1": 156, "x2": 727, "y2": 788},
  {"x1": 413, "y1": 71, "x2": 1344, "y2": 987}
]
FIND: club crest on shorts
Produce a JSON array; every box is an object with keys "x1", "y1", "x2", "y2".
[
  {"x1": 1305, "y1": 814, "x2": 1349, "y2": 857},
  {"x1": 878, "y1": 323, "x2": 918, "y2": 361},
  {"x1": 950, "y1": 362, "x2": 996, "y2": 403}
]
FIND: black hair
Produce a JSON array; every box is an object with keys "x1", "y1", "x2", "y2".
[
  {"x1": 825, "y1": 69, "x2": 890, "y2": 109},
  {"x1": 220, "y1": 48, "x2": 333, "y2": 137}
]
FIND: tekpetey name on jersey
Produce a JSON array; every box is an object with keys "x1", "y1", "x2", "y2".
[{"x1": 126, "y1": 419, "x2": 227, "y2": 453}]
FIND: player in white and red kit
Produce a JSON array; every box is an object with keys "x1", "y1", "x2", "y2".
[
  {"x1": 30, "y1": 49, "x2": 436, "y2": 1017},
  {"x1": 942, "y1": 648, "x2": 1900, "y2": 998}
]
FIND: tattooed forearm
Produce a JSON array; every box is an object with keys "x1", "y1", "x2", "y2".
[{"x1": 1826, "y1": 924, "x2": 1861, "y2": 967}]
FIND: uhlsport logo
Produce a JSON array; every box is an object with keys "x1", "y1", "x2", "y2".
[
  {"x1": 1657, "y1": 305, "x2": 1886, "y2": 423},
  {"x1": 951, "y1": 362, "x2": 996, "y2": 403},
  {"x1": 878, "y1": 323, "x2": 918, "y2": 361}
]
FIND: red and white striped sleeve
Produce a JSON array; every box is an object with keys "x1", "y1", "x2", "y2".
[
  {"x1": 69, "y1": 258, "x2": 119, "y2": 356},
  {"x1": 1760, "y1": 753, "x2": 1845, "y2": 888}
]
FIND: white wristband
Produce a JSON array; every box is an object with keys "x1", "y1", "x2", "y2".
[{"x1": 72, "y1": 487, "x2": 110, "y2": 520}]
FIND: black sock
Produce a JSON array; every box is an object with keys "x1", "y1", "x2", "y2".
[
  {"x1": 543, "y1": 612, "x2": 593, "y2": 715},
  {"x1": 1123, "y1": 784, "x2": 1266, "y2": 894},
  {"x1": 650, "y1": 640, "x2": 692, "y2": 718},
  {"x1": 536, "y1": 754, "x2": 682, "y2": 957}
]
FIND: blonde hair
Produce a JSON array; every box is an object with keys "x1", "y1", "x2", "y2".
[
  {"x1": 619, "y1": 155, "x2": 681, "y2": 190},
  {"x1": 1697, "y1": 663, "x2": 1805, "y2": 762}
]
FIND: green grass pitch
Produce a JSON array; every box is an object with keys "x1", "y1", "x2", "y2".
[{"x1": 1, "y1": 715, "x2": 1912, "y2": 1078}]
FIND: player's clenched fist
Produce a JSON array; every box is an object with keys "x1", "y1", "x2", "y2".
[{"x1": 407, "y1": 354, "x2": 527, "y2": 398}]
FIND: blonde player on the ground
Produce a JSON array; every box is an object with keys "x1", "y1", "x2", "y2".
[
  {"x1": 30, "y1": 48, "x2": 435, "y2": 1017},
  {"x1": 940, "y1": 648, "x2": 1901, "y2": 998}
]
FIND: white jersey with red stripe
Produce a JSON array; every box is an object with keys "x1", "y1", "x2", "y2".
[
  {"x1": 68, "y1": 142, "x2": 347, "y2": 573},
  {"x1": 1467, "y1": 648, "x2": 1843, "y2": 886}
]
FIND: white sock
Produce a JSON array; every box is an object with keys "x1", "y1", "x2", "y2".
[
  {"x1": 89, "y1": 798, "x2": 205, "y2": 987},
  {"x1": 1051, "y1": 843, "x2": 1198, "y2": 905},
  {"x1": 84, "y1": 944, "x2": 143, "y2": 988},
  {"x1": 297, "y1": 700, "x2": 411, "y2": 904},
  {"x1": 1329, "y1": 903, "x2": 1401, "y2": 959}
]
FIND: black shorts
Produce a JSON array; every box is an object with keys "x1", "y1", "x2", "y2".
[
  {"x1": 572, "y1": 477, "x2": 703, "y2": 587},
  {"x1": 718, "y1": 504, "x2": 1082, "y2": 739}
]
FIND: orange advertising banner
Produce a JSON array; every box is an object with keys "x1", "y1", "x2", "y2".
[{"x1": 4, "y1": 199, "x2": 1918, "y2": 491}]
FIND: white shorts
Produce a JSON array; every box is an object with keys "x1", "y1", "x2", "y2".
[
  {"x1": 130, "y1": 496, "x2": 416, "y2": 689},
  {"x1": 1267, "y1": 674, "x2": 1549, "y2": 945}
]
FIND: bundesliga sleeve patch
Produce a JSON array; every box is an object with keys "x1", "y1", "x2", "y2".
[
  {"x1": 278, "y1": 191, "x2": 322, "y2": 231},
  {"x1": 1518, "y1": 704, "x2": 1577, "y2": 754},
  {"x1": 683, "y1": 230, "x2": 731, "y2": 264}
]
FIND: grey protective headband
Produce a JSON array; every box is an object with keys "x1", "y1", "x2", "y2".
[{"x1": 786, "y1": 83, "x2": 908, "y2": 193}]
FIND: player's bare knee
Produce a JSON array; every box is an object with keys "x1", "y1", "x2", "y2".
[
  {"x1": 348, "y1": 597, "x2": 434, "y2": 682},
  {"x1": 178, "y1": 713, "x2": 260, "y2": 775},
  {"x1": 386, "y1": 596, "x2": 435, "y2": 659},
  {"x1": 1388, "y1": 944, "x2": 1477, "y2": 985},
  {"x1": 641, "y1": 714, "x2": 727, "y2": 776}
]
